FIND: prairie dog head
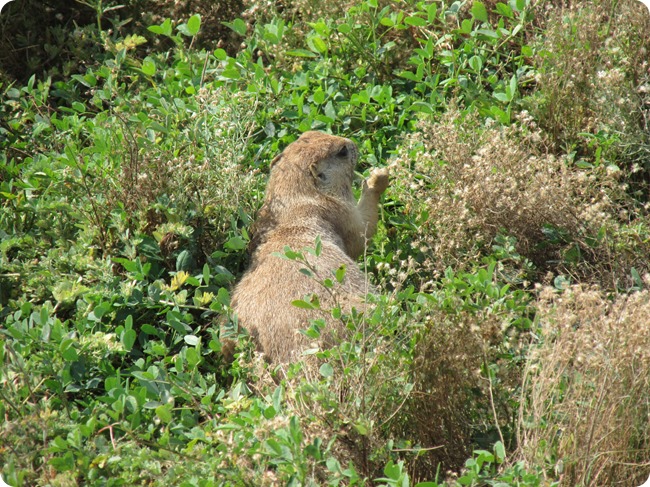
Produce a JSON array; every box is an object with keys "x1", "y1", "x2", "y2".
[{"x1": 270, "y1": 131, "x2": 358, "y2": 200}]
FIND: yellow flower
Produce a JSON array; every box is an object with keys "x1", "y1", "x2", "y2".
[{"x1": 170, "y1": 271, "x2": 189, "y2": 291}]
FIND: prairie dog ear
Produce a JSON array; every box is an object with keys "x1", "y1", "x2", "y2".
[
  {"x1": 309, "y1": 163, "x2": 320, "y2": 181},
  {"x1": 270, "y1": 153, "x2": 283, "y2": 167},
  {"x1": 310, "y1": 162, "x2": 327, "y2": 183}
]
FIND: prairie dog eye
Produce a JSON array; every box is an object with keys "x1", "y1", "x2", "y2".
[{"x1": 336, "y1": 146, "x2": 348, "y2": 158}]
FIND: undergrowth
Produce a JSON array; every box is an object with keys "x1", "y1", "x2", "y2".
[{"x1": 1, "y1": 0, "x2": 649, "y2": 485}]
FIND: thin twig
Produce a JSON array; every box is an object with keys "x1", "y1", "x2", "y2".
[
  {"x1": 97, "y1": 423, "x2": 119, "y2": 450},
  {"x1": 483, "y1": 345, "x2": 505, "y2": 447},
  {"x1": 200, "y1": 50, "x2": 209, "y2": 87},
  {"x1": 391, "y1": 445, "x2": 445, "y2": 452}
]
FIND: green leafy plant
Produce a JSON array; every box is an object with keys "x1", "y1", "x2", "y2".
[{"x1": 2, "y1": 1, "x2": 649, "y2": 485}]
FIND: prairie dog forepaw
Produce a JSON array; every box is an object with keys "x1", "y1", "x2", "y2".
[{"x1": 364, "y1": 167, "x2": 389, "y2": 194}]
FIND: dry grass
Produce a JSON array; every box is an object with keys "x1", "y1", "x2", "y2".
[
  {"x1": 394, "y1": 288, "x2": 533, "y2": 481},
  {"x1": 161, "y1": 88, "x2": 262, "y2": 220},
  {"x1": 530, "y1": 0, "x2": 650, "y2": 162},
  {"x1": 404, "y1": 311, "x2": 507, "y2": 477},
  {"x1": 391, "y1": 106, "x2": 646, "y2": 288},
  {"x1": 517, "y1": 284, "x2": 650, "y2": 486}
]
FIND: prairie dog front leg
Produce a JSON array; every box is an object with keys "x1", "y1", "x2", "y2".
[{"x1": 358, "y1": 167, "x2": 389, "y2": 242}]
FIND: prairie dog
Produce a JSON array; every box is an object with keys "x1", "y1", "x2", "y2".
[{"x1": 231, "y1": 131, "x2": 388, "y2": 363}]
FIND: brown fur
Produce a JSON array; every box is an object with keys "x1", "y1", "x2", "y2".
[{"x1": 231, "y1": 131, "x2": 388, "y2": 363}]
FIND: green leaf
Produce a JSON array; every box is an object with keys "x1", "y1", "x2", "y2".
[
  {"x1": 225, "y1": 235, "x2": 247, "y2": 250},
  {"x1": 186, "y1": 276, "x2": 200, "y2": 287},
  {"x1": 221, "y1": 67, "x2": 240, "y2": 80},
  {"x1": 405, "y1": 15, "x2": 428, "y2": 27},
  {"x1": 223, "y1": 18, "x2": 247, "y2": 36},
  {"x1": 176, "y1": 250, "x2": 194, "y2": 271},
  {"x1": 564, "y1": 244, "x2": 581, "y2": 264},
  {"x1": 313, "y1": 88, "x2": 325, "y2": 105},
  {"x1": 409, "y1": 101, "x2": 434, "y2": 114},
  {"x1": 60, "y1": 339, "x2": 78, "y2": 361},
  {"x1": 324, "y1": 101, "x2": 337, "y2": 121},
  {"x1": 72, "y1": 101, "x2": 86, "y2": 112},
  {"x1": 156, "y1": 404, "x2": 173, "y2": 423},
  {"x1": 122, "y1": 329, "x2": 136, "y2": 351},
  {"x1": 457, "y1": 475, "x2": 474, "y2": 485},
  {"x1": 399, "y1": 70, "x2": 421, "y2": 82},
  {"x1": 337, "y1": 23, "x2": 351, "y2": 34},
  {"x1": 319, "y1": 363, "x2": 334, "y2": 377},
  {"x1": 217, "y1": 287, "x2": 230, "y2": 306},
  {"x1": 494, "y1": 441, "x2": 506, "y2": 462},
  {"x1": 131, "y1": 371, "x2": 155, "y2": 381},
  {"x1": 303, "y1": 324, "x2": 322, "y2": 339},
  {"x1": 265, "y1": 438, "x2": 283, "y2": 455},
  {"x1": 490, "y1": 105, "x2": 510, "y2": 123},
  {"x1": 202, "y1": 263, "x2": 211, "y2": 286},
  {"x1": 554, "y1": 275, "x2": 571, "y2": 290},
  {"x1": 263, "y1": 406, "x2": 277, "y2": 419},
  {"x1": 468, "y1": 55, "x2": 483, "y2": 72},
  {"x1": 287, "y1": 49, "x2": 318, "y2": 58},
  {"x1": 460, "y1": 18, "x2": 473, "y2": 34},
  {"x1": 49, "y1": 452, "x2": 75, "y2": 472},
  {"x1": 631, "y1": 267, "x2": 644, "y2": 288},
  {"x1": 477, "y1": 28, "x2": 499, "y2": 39},
  {"x1": 299, "y1": 268, "x2": 314, "y2": 278},
  {"x1": 354, "y1": 422, "x2": 369, "y2": 435},
  {"x1": 508, "y1": 74, "x2": 518, "y2": 99},
  {"x1": 141, "y1": 324, "x2": 159, "y2": 336},
  {"x1": 214, "y1": 48, "x2": 228, "y2": 60},
  {"x1": 185, "y1": 347, "x2": 201, "y2": 367},
  {"x1": 177, "y1": 23, "x2": 192, "y2": 36},
  {"x1": 426, "y1": 3, "x2": 438, "y2": 22},
  {"x1": 113, "y1": 257, "x2": 138, "y2": 273},
  {"x1": 141, "y1": 58, "x2": 156, "y2": 76},
  {"x1": 289, "y1": 416, "x2": 302, "y2": 444},
  {"x1": 187, "y1": 14, "x2": 201, "y2": 36},
  {"x1": 307, "y1": 35, "x2": 327, "y2": 54},
  {"x1": 184, "y1": 334, "x2": 200, "y2": 346},
  {"x1": 335, "y1": 265, "x2": 346, "y2": 283},
  {"x1": 143, "y1": 401, "x2": 163, "y2": 409},
  {"x1": 291, "y1": 299, "x2": 316, "y2": 310},
  {"x1": 495, "y1": 2, "x2": 513, "y2": 17},
  {"x1": 383, "y1": 460, "x2": 406, "y2": 481},
  {"x1": 148, "y1": 18, "x2": 173, "y2": 37},
  {"x1": 91, "y1": 302, "x2": 112, "y2": 320},
  {"x1": 471, "y1": 1, "x2": 488, "y2": 22}
]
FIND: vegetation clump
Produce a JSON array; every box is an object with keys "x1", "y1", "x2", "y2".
[
  {"x1": 520, "y1": 284, "x2": 650, "y2": 486},
  {"x1": 393, "y1": 105, "x2": 649, "y2": 288}
]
